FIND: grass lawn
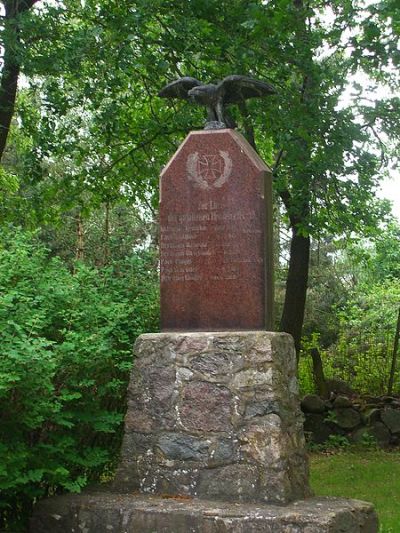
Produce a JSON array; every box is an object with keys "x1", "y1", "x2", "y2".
[{"x1": 310, "y1": 449, "x2": 400, "y2": 533}]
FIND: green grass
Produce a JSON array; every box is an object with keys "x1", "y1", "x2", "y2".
[{"x1": 310, "y1": 449, "x2": 400, "y2": 533}]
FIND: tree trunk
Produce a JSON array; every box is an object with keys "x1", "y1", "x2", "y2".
[
  {"x1": 0, "y1": 55, "x2": 19, "y2": 160},
  {"x1": 275, "y1": 0, "x2": 314, "y2": 359},
  {"x1": 310, "y1": 347, "x2": 329, "y2": 398},
  {"x1": 75, "y1": 213, "x2": 84, "y2": 261},
  {"x1": 279, "y1": 224, "x2": 310, "y2": 356},
  {"x1": 104, "y1": 202, "x2": 110, "y2": 264},
  {"x1": 0, "y1": 1, "x2": 40, "y2": 161},
  {"x1": 388, "y1": 306, "x2": 400, "y2": 395}
]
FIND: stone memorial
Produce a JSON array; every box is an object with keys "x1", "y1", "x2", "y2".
[
  {"x1": 160, "y1": 128, "x2": 273, "y2": 331},
  {"x1": 31, "y1": 77, "x2": 378, "y2": 532}
]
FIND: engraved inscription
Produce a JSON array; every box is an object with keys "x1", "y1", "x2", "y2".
[{"x1": 161, "y1": 198, "x2": 262, "y2": 284}]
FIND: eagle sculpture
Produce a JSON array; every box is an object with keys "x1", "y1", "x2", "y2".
[{"x1": 158, "y1": 75, "x2": 276, "y2": 129}]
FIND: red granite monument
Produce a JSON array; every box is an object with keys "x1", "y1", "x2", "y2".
[{"x1": 160, "y1": 128, "x2": 273, "y2": 331}]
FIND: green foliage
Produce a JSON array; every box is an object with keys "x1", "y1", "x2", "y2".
[
  {"x1": 0, "y1": 0, "x2": 398, "y2": 524},
  {"x1": 8, "y1": 0, "x2": 394, "y2": 238},
  {"x1": 324, "y1": 411, "x2": 338, "y2": 425},
  {"x1": 347, "y1": 222, "x2": 400, "y2": 282},
  {"x1": 300, "y1": 294, "x2": 399, "y2": 395},
  {"x1": 298, "y1": 333, "x2": 319, "y2": 395},
  {"x1": 0, "y1": 166, "x2": 18, "y2": 197},
  {"x1": 360, "y1": 433, "x2": 379, "y2": 450},
  {"x1": 0, "y1": 167, "x2": 19, "y2": 222},
  {"x1": 308, "y1": 435, "x2": 350, "y2": 452},
  {"x1": 329, "y1": 275, "x2": 400, "y2": 393},
  {"x1": 0, "y1": 228, "x2": 159, "y2": 530},
  {"x1": 299, "y1": 222, "x2": 400, "y2": 395},
  {"x1": 297, "y1": 356, "x2": 316, "y2": 396}
]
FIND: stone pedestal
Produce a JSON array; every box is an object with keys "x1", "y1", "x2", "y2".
[
  {"x1": 113, "y1": 331, "x2": 310, "y2": 504},
  {"x1": 31, "y1": 332, "x2": 378, "y2": 532}
]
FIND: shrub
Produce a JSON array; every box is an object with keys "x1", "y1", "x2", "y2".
[
  {"x1": 0, "y1": 228, "x2": 159, "y2": 530},
  {"x1": 299, "y1": 278, "x2": 400, "y2": 396}
]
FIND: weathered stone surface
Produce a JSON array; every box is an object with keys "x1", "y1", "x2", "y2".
[
  {"x1": 212, "y1": 439, "x2": 235, "y2": 462},
  {"x1": 239, "y1": 415, "x2": 284, "y2": 463},
  {"x1": 334, "y1": 395, "x2": 353, "y2": 408},
  {"x1": 30, "y1": 331, "x2": 378, "y2": 531},
  {"x1": 139, "y1": 464, "x2": 200, "y2": 497},
  {"x1": 362, "y1": 408, "x2": 381, "y2": 425},
  {"x1": 302, "y1": 393, "x2": 400, "y2": 447},
  {"x1": 126, "y1": 362, "x2": 177, "y2": 432},
  {"x1": 157, "y1": 433, "x2": 210, "y2": 461},
  {"x1": 113, "y1": 331, "x2": 311, "y2": 504},
  {"x1": 30, "y1": 492, "x2": 379, "y2": 533},
  {"x1": 245, "y1": 398, "x2": 280, "y2": 418},
  {"x1": 231, "y1": 368, "x2": 273, "y2": 389},
  {"x1": 326, "y1": 378, "x2": 355, "y2": 396},
  {"x1": 381, "y1": 407, "x2": 400, "y2": 434},
  {"x1": 381, "y1": 395, "x2": 396, "y2": 404},
  {"x1": 159, "y1": 129, "x2": 273, "y2": 331},
  {"x1": 351, "y1": 422, "x2": 391, "y2": 447},
  {"x1": 190, "y1": 351, "x2": 244, "y2": 379},
  {"x1": 301, "y1": 394, "x2": 326, "y2": 414},
  {"x1": 334, "y1": 407, "x2": 361, "y2": 429},
  {"x1": 179, "y1": 381, "x2": 232, "y2": 432},
  {"x1": 303, "y1": 414, "x2": 335, "y2": 444},
  {"x1": 198, "y1": 464, "x2": 259, "y2": 501}
]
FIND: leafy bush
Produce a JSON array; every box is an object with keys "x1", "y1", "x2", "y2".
[
  {"x1": 308, "y1": 435, "x2": 350, "y2": 453},
  {"x1": 299, "y1": 279, "x2": 400, "y2": 396},
  {"x1": 329, "y1": 279, "x2": 400, "y2": 394},
  {"x1": 0, "y1": 228, "x2": 159, "y2": 530},
  {"x1": 298, "y1": 334, "x2": 319, "y2": 395}
]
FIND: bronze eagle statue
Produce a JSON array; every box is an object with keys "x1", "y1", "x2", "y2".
[{"x1": 158, "y1": 75, "x2": 276, "y2": 129}]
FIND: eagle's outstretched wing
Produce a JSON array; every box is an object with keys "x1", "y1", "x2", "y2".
[
  {"x1": 219, "y1": 75, "x2": 276, "y2": 103},
  {"x1": 158, "y1": 77, "x2": 203, "y2": 99}
]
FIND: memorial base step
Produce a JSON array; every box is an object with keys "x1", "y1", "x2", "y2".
[{"x1": 30, "y1": 492, "x2": 378, "y2": 533}]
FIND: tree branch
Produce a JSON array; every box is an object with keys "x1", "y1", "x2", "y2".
[{"x1": 272, "y1": 148, "x2": 285, "y2": 176}]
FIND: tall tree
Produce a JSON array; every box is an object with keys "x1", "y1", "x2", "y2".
[
  {"x1": 0, "y1": 0, "x2": 40, "y2": 160},
  {"x1": 7, "y1": 0, "x2": 399, "y2": 354}
]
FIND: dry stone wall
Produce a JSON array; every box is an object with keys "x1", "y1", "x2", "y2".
[{"x1": 301, "y1": 393, "x2": 400, "y2": 447}]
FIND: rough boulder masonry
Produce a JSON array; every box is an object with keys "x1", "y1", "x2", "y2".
[{"x1": 31, "y1": 128, "x2": 378, "y2": 532}]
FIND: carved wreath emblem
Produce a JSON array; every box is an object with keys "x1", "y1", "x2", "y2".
[{"x1": 186, "y1": 151, "x2": 232, "y2": 190}]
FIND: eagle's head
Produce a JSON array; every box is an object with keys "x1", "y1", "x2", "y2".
[
  {"x1": 187, "y1": 86, "x2": 203, "y2": 103},
  {"x1": 188, "y1": 84, "x2": 216, "y2": 105}
]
